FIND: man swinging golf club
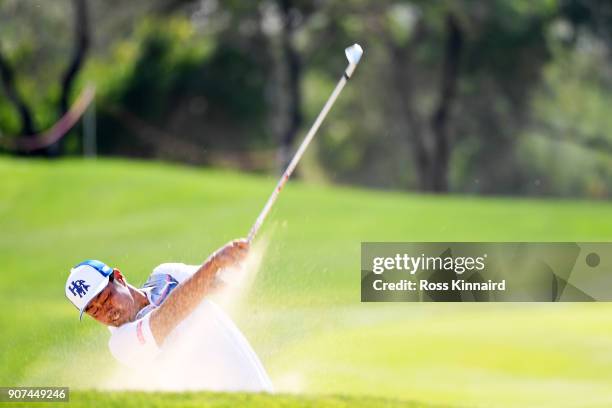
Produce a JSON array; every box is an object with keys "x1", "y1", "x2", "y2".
[
  {"x1": 65, "y1": 239, "x2": 274, "y2": 391},
  {"x1": 64, "y1": 43, "x2": 363, "y2": 392}
]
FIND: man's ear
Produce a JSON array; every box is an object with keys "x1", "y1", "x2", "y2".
[{"x1": 113, "y1": 268, "x2": 127, "y2": 286}]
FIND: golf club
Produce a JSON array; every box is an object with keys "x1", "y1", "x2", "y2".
[{"x1": 247, "y1": 43, "x2": 364, "y2": 243}]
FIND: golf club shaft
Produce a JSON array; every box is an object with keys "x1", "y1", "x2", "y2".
[{"x1": 247, "y1": 63, "x2": 356, "y2": 243}]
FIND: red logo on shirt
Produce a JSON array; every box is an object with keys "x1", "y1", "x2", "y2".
[{"x1": 136, "y1": 320, "x2": 146, "y2": 345}]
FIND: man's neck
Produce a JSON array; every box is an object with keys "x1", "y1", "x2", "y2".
[{"x1": 128, "y1": 284, "x2": 150, "y2": 313}]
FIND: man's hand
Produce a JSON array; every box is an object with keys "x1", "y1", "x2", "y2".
[{"x1": 211, "y1": 239, "x2": 249, "y2": 269}]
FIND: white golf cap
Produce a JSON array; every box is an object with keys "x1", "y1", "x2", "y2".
[{"x1": 65, "y1": 260, "x2": 113, "y2": 320}]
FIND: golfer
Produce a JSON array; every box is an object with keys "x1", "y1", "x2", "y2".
[{"x1": 65, "y1": 239, "x2": 273, "y2": 392}]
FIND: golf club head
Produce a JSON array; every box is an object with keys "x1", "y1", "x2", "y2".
[{"x1": 345, "y1": 44, "x2": 363, "y2": 65}]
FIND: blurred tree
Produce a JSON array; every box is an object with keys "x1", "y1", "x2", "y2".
[
  {"x1": 278, "y1": 0, "x2": 304, "y2": 168},
  {"x1": 294, "y1": 0, "x2": 598, "y2": 195},
  {"x1": 560, "y1": 0, "x2": 612, "y2": 45},
  {"x1": 429, "y1": 13, "x2": 463, "y2": 192},
  {"x1": 272, "y1": 0, "x2": 319, "y2": 169},
  {"x1": 0, "y1": 51, "x2": 36, "y2": 136},
  {"x1": 60, "y1": 0, "x2": 90, "y2": 117},
  {"x1": 520, "y1": 0, "x2": 612, "y2": 197},
  {"x1": 0, "y1": 0, "x2": 90, "y2": 155},
  {"x1": 361, "y1": 1, "x2": 556, "y2": 193},
  {"x1": 1, "y1": 0, "x2": 610, "y2": 197},
  {"x1": 86, "y1": 5, "x2": 274, "y2": 164},
  {"x1": 367, "y1": 5, "x2": 465, "y2": 192}
]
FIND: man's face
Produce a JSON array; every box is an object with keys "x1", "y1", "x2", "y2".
[{"x1": 85, "y1": 269, "x2": 138, "y2": 327}]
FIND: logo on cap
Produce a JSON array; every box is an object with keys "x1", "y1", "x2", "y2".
[{"x1": 68, "y1": 279, "x2": 90, "y2": 298}]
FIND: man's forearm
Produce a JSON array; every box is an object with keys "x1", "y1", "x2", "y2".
[
  {"x1": 148, "y1": 256, "x2": 221, "y2": 345},
  {"x1": 148, "y1": 239, "x2": 248, "y2": 345}
]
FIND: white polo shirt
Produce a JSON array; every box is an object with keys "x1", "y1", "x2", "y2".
[{"x1": 107, "y1": 263, "x2": 273, "y2": 392}]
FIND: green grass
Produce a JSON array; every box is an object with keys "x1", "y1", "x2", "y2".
[
  {"x1": 29, "y1": 391, "x2": 439, "y2": 408},
  {"x1": 1, "y1": 157, "x2": 612, "y2": 408}
]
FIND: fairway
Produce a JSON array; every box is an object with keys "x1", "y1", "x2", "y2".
[
  {"x1": 28, "y1": 391, "x2": 442, "y2": 408},
  {"x1": 1, "y1": 157, "x2": 612, "y2": 407}
]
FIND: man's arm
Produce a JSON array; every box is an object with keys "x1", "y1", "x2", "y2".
[{"x1": 148, "y1": 239, "x2": 248, "y2": 345}]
